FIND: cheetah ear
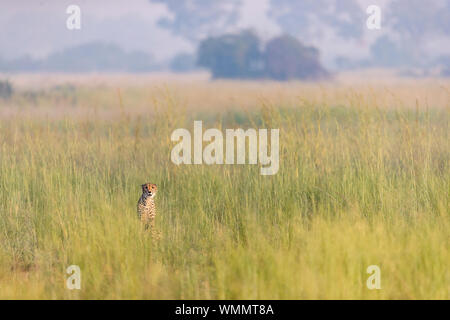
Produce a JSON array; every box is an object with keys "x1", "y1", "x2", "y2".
[{"x1": 141, "y1": 184, "x2": 146, "y2": 191}]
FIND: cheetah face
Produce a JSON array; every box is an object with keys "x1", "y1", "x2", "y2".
[{"x1": 142, "y1": 183, "x2": 157, "y2": 198}]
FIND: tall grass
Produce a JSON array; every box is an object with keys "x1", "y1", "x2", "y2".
[{"x1": 0, "y1": 79, "x2": 448, "y2": 299}]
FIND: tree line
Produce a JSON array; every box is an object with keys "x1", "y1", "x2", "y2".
[{"x1": 197, "y1": 31, "x2": 328, "y2": 80}]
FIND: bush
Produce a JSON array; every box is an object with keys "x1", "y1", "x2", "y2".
[
  {"x1": 197, "y1": 30, "x2": 264, "y2": 79},
  {"x1": 0, "y1": 80, "x2": 13, "y2": 99},
  {"x1": 264, "y1": 35, "x2": 328, "y2": 80},
  {"x1": 197, "y1": 31, "x2": 328, "y2": 80}
]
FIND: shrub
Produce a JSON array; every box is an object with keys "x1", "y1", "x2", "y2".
[
  {"x1": 0, "y1": 79, "x2": 13, "y2": 99},
  {"x1": 264, "y1": 35, "x2": 328, "y2": 80},
  {"x1": 197, "y1": 30, "x2": 264, "y2": 79},
  {"x1": 197, "y1": 31, "x2": 328, "y2": 80}
]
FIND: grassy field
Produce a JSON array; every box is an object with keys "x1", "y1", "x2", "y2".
[{"x1": 0, "y1": 75, "x2": 448, "y2": 299}]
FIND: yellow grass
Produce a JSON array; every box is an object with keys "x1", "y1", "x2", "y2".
[{"x1": 0, "y1": 74, "x2": 448, "y2": 299}]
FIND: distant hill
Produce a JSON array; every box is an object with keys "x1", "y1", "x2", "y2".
[{"x1": 0, "y1": 42, "x2": 160, "y2": 72}]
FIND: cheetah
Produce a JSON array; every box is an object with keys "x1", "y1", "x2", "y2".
[{"x1": 137, "y1": 183, "x2": 158, "y2": 230}]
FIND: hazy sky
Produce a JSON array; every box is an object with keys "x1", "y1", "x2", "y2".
[
  {"x1": 0, "y1": 0, "x2": 448, "y2": 67},
  {"x1": 0, "y1": 0, "x2": 186, "y2": 60},
  {"x1": 0, "y1": 0, "x2": 281, "y2": 60}
]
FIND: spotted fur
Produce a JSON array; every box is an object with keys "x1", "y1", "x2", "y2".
[{"x1": 137, "y1": 183, "x2": 158, "y2": 230}]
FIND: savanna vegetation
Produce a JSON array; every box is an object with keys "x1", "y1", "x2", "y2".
[{"x1": 0, "y1": 75, "x2": 448, "y2": 299}]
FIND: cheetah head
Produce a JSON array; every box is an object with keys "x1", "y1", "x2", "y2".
[{"x1": 142, "y1": 183, "x2": 157, "y2": 198}]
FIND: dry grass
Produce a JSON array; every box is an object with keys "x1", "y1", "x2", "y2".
[{"x1": 0, "y1": 74, "x2": 448, "y2": 299}]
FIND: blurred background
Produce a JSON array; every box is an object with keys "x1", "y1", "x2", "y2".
[
  {"x1": 0, "y1": 1, "x2": 449, "y2": 300},
  {"x1": 0, "y1": 0, "x2": 449, "y2": 78}
]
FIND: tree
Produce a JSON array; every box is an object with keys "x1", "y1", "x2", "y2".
[
  {"x1": 150, "y1": 0, "x2": 242, "y2": 42},
  {"x1": 264, "y1": 35, "x2": 328, "y2": 80},
  {"x1": 0, "y1": 80, "x2": 13, "y2": 99},
  {"x1": 197, "y1": 30, "x2": 264, "y2": 79}
]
